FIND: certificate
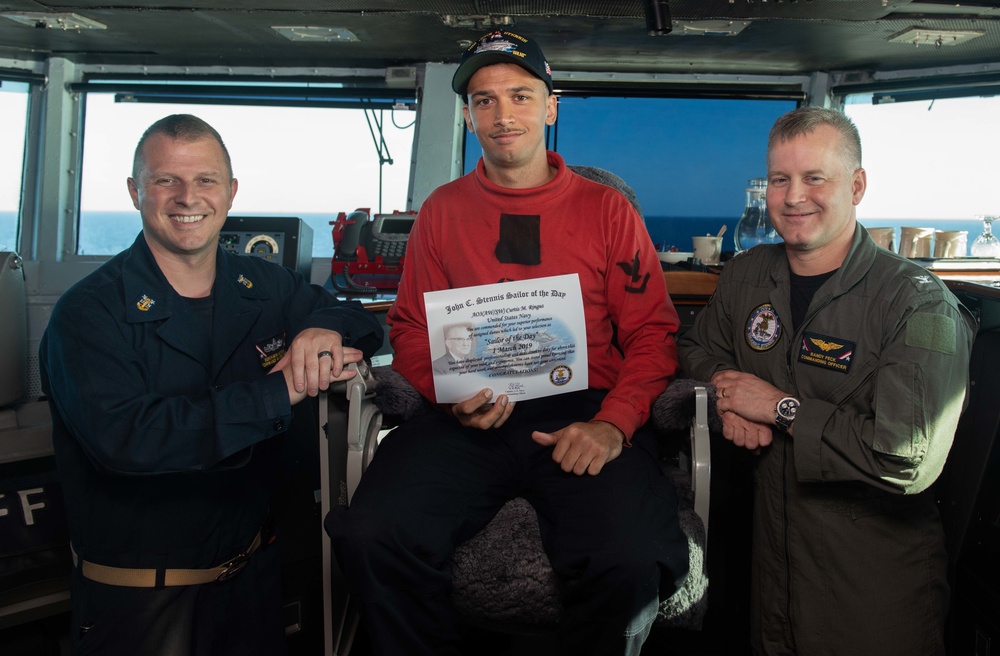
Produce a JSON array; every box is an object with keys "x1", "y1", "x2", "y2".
[{"x1": 424, "y1": 274, "x2": 589, "y2": 404}]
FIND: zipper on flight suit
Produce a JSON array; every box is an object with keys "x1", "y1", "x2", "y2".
[{"x1": 780, "y1": 311, "x2": 806, "y2": 651}]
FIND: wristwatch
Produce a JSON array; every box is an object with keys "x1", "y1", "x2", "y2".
[{"x1": 775, "y1": 396, "x2": 800, "y2": 432}]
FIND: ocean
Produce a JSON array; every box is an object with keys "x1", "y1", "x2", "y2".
[{"x1": 0, "y1": 211, "x2": 990, "y2": 260}]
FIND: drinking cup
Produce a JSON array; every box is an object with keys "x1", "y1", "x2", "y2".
[
  {"x1": 692, "y1": 236, "x2": 723, "y2": 265},
  {"x1": 867, "y1": 227, "x2": 895, "y2": 252},
  {"x1": 899, "y1": 227, "x2": 935, "y2": 258},
  {"x1": 933, "y1": 230, "x2": 968, "y2": 258}
]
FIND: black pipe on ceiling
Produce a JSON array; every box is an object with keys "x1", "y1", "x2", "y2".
[{"x1": 644, "y1": 0, "x2": 672, "y2": 36}]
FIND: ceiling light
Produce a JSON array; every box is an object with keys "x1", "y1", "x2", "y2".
[
  {"x1": 272, "y1": 26, "x2": 359, "y2": 43},
  {"x1": 1, "y1": 12, "x2": 106, "y2": 30},
  {"x1": 887, "y1": 27, "x2": 985, "y2": 47},
  {"x1": 441, "y1": 15, "x2": 514, "y2": 29}
]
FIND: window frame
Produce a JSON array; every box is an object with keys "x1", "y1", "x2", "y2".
[{"x1": 73, "y1": 76, "x2": 419, "y2": 259}]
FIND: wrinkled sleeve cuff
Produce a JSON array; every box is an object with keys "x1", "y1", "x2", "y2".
[
  {"x1": 593, "y1": 399, "x2": 643, "y2": 446},
  {"x1": 259, "y1": 372, "x2": 293, "y2": 422}
]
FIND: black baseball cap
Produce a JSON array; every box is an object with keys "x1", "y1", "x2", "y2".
[{"x1": 451, "y1": 30, "x2": 553, "y2": 96}]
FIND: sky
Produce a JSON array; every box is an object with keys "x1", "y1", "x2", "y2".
[
  {"x1": 847, "y1": 96, "x2": 1000, "y2": 220},
  {"x1": 0, "y1": 84, "x2": 29, "y2": 214},
  {"x1": 77, "y1": 94, "x2": 415, "y2": 216}
]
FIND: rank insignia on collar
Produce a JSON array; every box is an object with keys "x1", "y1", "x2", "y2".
[
  {"x1": 237, "y1": 274, "x2": 253, "y2": 289},
  {"x1": 135, "y1": 294, "x2": 156, "y2": 312},
  {"x1": 745, "y1": 304, "x2": 782, "y2": 351}
]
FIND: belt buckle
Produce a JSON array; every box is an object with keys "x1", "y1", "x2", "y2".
[{"x1": 215, "y1": 551, "x2": 250, "y2": 583}]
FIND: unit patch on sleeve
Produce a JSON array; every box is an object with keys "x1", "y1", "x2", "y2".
[
  {"x1": 745, "y1": 304, "x2": 782, "y2": 351},
  {"x1": 615, "y1": 250, "x2": 651, "y2": 294},
  {"x1": 798, "y1": 331, "x2": 855, "y2": 373}
]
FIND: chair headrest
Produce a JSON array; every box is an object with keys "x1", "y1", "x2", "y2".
[{"x1": 568, "y1": 165, "x2": 644, "y2": 221}]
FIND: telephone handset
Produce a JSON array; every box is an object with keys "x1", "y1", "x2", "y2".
[
  {"x1": 334, "y1": 210, "x2": 370, "y2": 261},
  {"x1": 333, "y1": 210, "x2": 415, "y2": 264},
  {"x1": 331, "y1": 209, "x2": 417, "y2": 293}
]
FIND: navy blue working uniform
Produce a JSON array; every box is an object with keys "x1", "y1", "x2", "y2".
[{"x1": 40, "y1": 234, "x2": 383, "y2": 655}]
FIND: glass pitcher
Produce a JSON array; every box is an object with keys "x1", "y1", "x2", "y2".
[
  {"x1": 971, "y1": 215, "x2": 1000, "y2": 258},
  {"x1": 735, "y1": 178, "x2": 782, "y2": 251}
]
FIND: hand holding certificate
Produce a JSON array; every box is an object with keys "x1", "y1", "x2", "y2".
[{"x1": 424, "y1": 274, "x2": 589, "y2": 404}]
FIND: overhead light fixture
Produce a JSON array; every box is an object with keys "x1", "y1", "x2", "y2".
[
  {"x1": 887, "y1": 27, "x2": 985, "y2": 48},
  {"x1": 1, "y1": 12, "x2": 106, "y2": 30},
  {"x1": 644, "y1": 0, "x2": 672, "y2": 37},
  {"x1": 385, "y1": 66, "x2": 416, "y2": 88},
  {"x1": 441, "y1": 15, "x2": 514, "y2": 29},
  {"x1": 272, "y1": 26, "x2": 359, "y2": 43},
  {"x1": 673, "y1": 20, "x2": 750, "y2": 37}
]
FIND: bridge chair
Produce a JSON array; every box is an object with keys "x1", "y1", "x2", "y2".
[
  {"x1": 318, "y1": 367, "x2": 711, "y2": 655},
  {"x1": 0, "y1": 251, "x2": 68, "y2": 631}
]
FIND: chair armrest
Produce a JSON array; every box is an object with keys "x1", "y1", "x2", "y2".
[
  {"x1": 342, "y1": 362, "x2": 382, "y2": 504},
  {"x1": 691, "y1": 386, "x2": 711, "y2": 534},
  {"x1": 319, "y1": 363, "x2": 379, "y2": 656},
  {"x1": 323, "y1": 361, "x2": 384, "y2": 506}
]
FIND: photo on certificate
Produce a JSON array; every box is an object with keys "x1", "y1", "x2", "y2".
[{"x1": 424, "y1": 274, "x2": 589, "y2": 404}]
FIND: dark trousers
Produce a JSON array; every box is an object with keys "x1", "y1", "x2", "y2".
[
  {"x1": 68, "y1": 545, "x2": 286, "y2": 656},
  {"x1": 326, "y1": 389, "x2": 689, "y2": 656}
]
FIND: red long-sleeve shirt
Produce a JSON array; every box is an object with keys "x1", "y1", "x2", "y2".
[{"x1": 387, "y1": 153, "x2": 680, "y2": 439}]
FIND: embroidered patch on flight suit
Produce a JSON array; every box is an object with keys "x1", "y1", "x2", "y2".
[
  {"x1": 798, "y1": 331, "x2": 855, "y2": 373},
  {"x1": 255, "y1": 331, "x2": 287, "y2": 369},
  {"x1": 905, "y1": 313, "x2": 957, "y2": 355},
  {"x1": 745, "y1": 304, "x2": 782, "y2": 351},
  {"x1": 615, "y1": 250, "x2": 651, "y2": 294},
  {"x1": 135, "y1": 294, "x2": 156, "y2": 312},
  {"x1": 237, "y1": 274, "x2": 254, "y2": 289}
]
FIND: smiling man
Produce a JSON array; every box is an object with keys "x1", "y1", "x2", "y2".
[
  {"x1": 40, "y1": 114, "x2": 382, "y2": 655},
  {"x1": 678, "y1": 106, "x2": 976, "y2": 655},
  {"x1": 327, "y1": 31, "x2": 689, "y2": 655}
]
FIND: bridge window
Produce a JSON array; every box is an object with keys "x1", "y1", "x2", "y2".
[
  {"x1": 844, "y1": 94, "x2": 1000, "y2": 232},
  {"x1": 0, "y1": 80, "x2": 29, "y2": 253},
  {"x1": 78, "y1": 86, "x2": 416, "y2": 258},
  {"x1": 463, "y1": 95, "x2": 797, "y2": 251}
]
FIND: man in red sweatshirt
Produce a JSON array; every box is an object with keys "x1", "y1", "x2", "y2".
[{"x1": 327, "y1": 30, "x2": 689, "y2": 655}]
